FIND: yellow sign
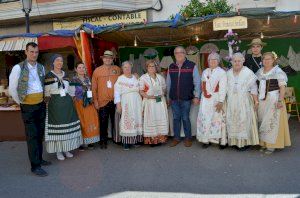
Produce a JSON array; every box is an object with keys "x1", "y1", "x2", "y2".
[
  {"x1": 213, "y1": 16, "x2": 248, "y2": 31},
  {"x1": 53, "y1": 11, "x2": 147, "y2": 30}
]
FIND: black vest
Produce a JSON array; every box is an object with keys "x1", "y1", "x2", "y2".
[
  {"x1": 168, "y1": 59, "x2": 195, "y2": 100},
  {"x1": 244, "y1": 54, "x2": 262, "y2": 74}
]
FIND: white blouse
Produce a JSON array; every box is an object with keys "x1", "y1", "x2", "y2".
[
  {"x1": 114, "y1": 75, "x2": 140, "y2": 104},
  {"x1": 45, "y1": 71, "x2": 70, "y2": 97},
  {"x1": 256, "y1": 65, "x2": 287, "y2": 100},
  {"x1": 202, "y1": 66, "x2": 227, "y2": 103}
]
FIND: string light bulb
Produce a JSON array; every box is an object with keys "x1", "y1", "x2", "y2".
[
  {"x1": 134, "y1": 36, "x2": 137, "y2": 47},
  {"x1": 294, "y1": 15, "x2": 298, "y2": 24},
  {"x1": 267, "y1": 15, "x2": 270, "y2": 25},
  {"x1": 195, "y1": 35, "x2": 199, "y2": 42},
  {"x1": 260, "y1": 32, "x2": 264, "y2": 39}
]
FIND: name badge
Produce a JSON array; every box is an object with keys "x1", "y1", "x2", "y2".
[
  {"x1": 60, "y1": 89, "x2": 66, "y2": 97},
  {"x1": 87, "y1": 90, "x2": 92, "y2": 98},
  {"x1": 107, "y1": 80, "x2": 112, "y2": 88}
]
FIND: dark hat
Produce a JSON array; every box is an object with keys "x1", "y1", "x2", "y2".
[{"x1": 50, "y1": 54, "x2": 63, "y2": 68}]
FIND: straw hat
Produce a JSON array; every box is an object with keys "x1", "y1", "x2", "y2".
[
  {"x1": 248, "y1": 38, "x2": 267, "y2": 47},
  {"x1": 101, "y1": 50, "x2": 114, "y2": 58}
]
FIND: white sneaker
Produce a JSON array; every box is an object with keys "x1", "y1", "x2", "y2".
[
  {"x1": 56, "y1": 152, "x2": 65, "y2": 161},
  {"x1": 64, "y1": 151, "x2": 73, "y2": 158}
]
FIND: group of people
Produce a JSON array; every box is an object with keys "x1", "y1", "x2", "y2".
[
  {"x1": 9, "y1": 38, "x2": 291, "y2": 177},
  {"x1": 197, "y1": 39, "x2": 291, "y2": 153}
]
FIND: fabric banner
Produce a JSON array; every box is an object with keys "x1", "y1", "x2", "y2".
[
  {"x1": 75, "y1": 31, "x2": 93, "y2": 77},
  {"x1": 37, "y1": 36, "x2": 76, "y2": 51}
]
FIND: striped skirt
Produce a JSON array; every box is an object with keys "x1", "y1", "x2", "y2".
[{"x1": 45, "y1": 94, "x2": 82, "y2": 153}]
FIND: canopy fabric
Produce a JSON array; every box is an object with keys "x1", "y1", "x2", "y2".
[
  {"x1": 95, "y1": 11, "x2": 300, "y2": 46},
  {"x1": 37, "y1": 35, "x2": 76, "y2": 51},
  {"x1": 0, "y1": 10, "x2": 299, "y2": 47},
  {"x1": 0, "y1": 37, "x2": 38, "y2": 51}
]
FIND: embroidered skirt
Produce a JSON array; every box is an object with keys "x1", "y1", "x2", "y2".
[
  {"x1": 119, "y1": 92, "x2": 143, "y2": 144},
  {"x1": 45, "y1": 94, "x2": 82, "y2": 153},
  {"x1": 74, "y1": 99, "x2": 100, "y2": 145},
  {"x1": 114, "y1": 112, "x2": 143, "y2": 145},
  {"x1": 142, "y1": 98, "x2": 168, "y2": 144}
]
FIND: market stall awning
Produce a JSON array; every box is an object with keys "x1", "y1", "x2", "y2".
[
  {"x1": 0, "y1": 37, "x2": 38, "y2": 51},
  {"x1": 86, "y1": 11, "x2": 300, "y2": 47},
  {"x1": 37, "y1": 35, "x2": 76, "y2": 51},
  {"x1": 0, "y1": 10, "x2": 299, "y2": 47}
]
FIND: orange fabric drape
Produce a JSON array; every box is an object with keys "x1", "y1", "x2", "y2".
[
  {"x1": 73, "y1": 31, "x2": 93, "y2": 77},
  {"x1": 73, "y1": 37, "x2": 82, "y2": 59}
]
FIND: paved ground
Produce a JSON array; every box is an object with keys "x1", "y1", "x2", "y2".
[{"x1": 0, "y1": 120, "x2": 300, "y2": 198}]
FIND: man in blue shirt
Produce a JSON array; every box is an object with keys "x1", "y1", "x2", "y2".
[{"x1": 167, "y1": 46, "x2": 201, "y2": 147}]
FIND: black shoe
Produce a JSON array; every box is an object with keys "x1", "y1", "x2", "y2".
[
  {"x1": 202, "y1": 143, "x2": 211, "y2": 149},
  {"x1": 31, "y1": 167, "x2": 48, "y2": 177},
  {"x1": 103, "y1": 141, "x2": 108, "y2": 149},
  {"x1": 41, "y1": 160, "x2": 52, "y2": 166},
  {"x1": 236, "y1": 146, "x2": 249, "y2": 151},
  {"x1": 79, "y1": 145, "x2": 85, "y2": 151},
  {"x1": 219, "y1": 145, "x2": 227, "y2": 150},
  {"x1": 123, "y1": 144, "x2": 130, "y2": 150},
  {"x1": 87, "y1": 144, "x2": 94, "y2": 150},
  {"x1": 99, "y1": 141, "x2": 105, "y2": 149}
]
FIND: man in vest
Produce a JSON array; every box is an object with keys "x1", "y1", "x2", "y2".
[
  {"x1": 9, "y1": 42, "x2": 51, "y2": 177},
  {"x1": 167, "y1": 46, "x2": 201, "y2": 147}
]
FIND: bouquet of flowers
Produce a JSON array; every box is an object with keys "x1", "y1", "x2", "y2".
[{"x1": 224, "y1": 29, "x2": 241, "y2": 60}]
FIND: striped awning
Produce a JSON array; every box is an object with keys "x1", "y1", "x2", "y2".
[{"x1": 0, "y1": 37, "x2": 38, "y2": 51}]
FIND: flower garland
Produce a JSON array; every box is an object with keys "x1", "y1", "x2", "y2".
[
  {"x1": 272, "y1": 51, "x2": 278, "y2": 60},
  {"x1": 224, "y1": 29, "x2": 242, "y2": 63}
]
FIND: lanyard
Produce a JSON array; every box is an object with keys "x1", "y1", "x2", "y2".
[
  {"x1": 252, "y1": 56, "x2": 262, "y2": 69},
  {"x1": 78, "y1": 76, "x2": 91, "y2": 90}
]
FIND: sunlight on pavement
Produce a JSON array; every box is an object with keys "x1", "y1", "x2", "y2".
[{"x1": 103, "y1": 192, "x2": 300, "y2": 198}]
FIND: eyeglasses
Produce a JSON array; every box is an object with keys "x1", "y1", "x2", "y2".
[{"x1": 174, "y1": 51, "x2": 185, "y2": 54}]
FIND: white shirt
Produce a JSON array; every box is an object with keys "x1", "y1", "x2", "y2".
[{"x1": 9, "y1": 62, "x2": 45, "y2": 104}]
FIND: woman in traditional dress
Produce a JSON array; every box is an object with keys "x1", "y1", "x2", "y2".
[
  {"x1": 226, "y1": 53, "x2": 260, "y2": 151},
  {"x1": 44, "y1": 54, "x2": 82, "y2": 160},
  {"x1": 139, "y1": 60, "x2": 168, "y2": 146},
  {"x1": 257, "y1": 52, "x2": 291, "y2": 154},
  {"x1": 114, "y1": 61, "x2": 143, "y2": 150},
  {"x1": 70, "y1": 62, "x2": 100, "y2": 150},
  {"x1": 196, "y1": 52, "x2": 227, "y2": 149}
]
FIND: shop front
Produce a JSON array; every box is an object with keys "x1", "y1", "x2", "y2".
[{"x1": 1, "y1": 10, "x2": 299, "y2": 140}]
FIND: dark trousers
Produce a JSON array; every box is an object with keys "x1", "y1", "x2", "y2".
[
  {"x1": 99, "y1": 101, "x2": 115, "y2": 143},
  {"x1": 20, "y1": 102, "x2": 46, "y2": 170}
]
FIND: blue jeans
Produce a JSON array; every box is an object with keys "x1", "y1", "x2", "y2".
[{"x1": 171, "y1": 100, "x2": 192, "y2": 140}]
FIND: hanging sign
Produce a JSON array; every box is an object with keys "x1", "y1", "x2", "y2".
[
  {"x1": 53, "y1": 11, "x2": 147, "y2": 30},
  {"x1": 213, "y1": 16, "x2": 248, "y2": 31}
]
